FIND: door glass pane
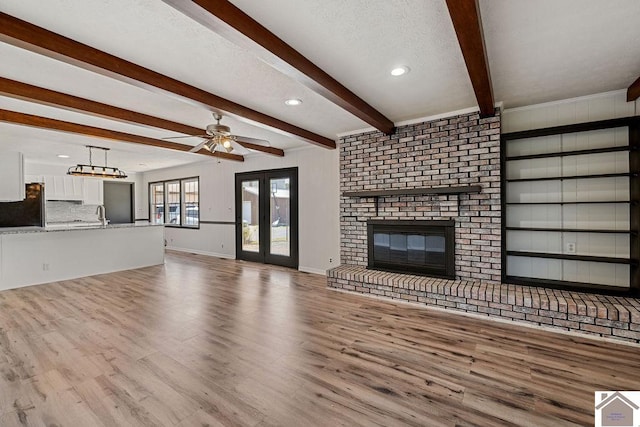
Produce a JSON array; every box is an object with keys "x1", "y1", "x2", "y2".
[
  {"x1": 150, "y1": 183, "x2": 164, "y2": 224},
  {"x1": 166, "y1": 181, "x2": 181, "y2": 225},
  {"x1": 241, "y1": 180, "x2": 260, "y2": 252},
  {"x1": 270, "y1": 178, "x2": 290, "y2": 256}
]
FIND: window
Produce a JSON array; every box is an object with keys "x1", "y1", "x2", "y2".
[
  {"x1": 149, "y1": 177, "x2": 199, "y2": 228},
  {"x1": 182, "y1": 178, "x2": 199, "y2": 227},
  {"x1": 150, "y1": 183, "x2": 164, "y2": 223},
  {"x1": 166, "y1": 181, "x2": 181, "y2": 225}
]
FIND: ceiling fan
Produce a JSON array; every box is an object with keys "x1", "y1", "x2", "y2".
[{"x1": 163, "y1": 113, "x2": 271, "y2": 155}]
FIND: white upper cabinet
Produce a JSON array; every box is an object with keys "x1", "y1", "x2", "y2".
[
  {"x1": 25, "y1": 175, "x2": 44, "y2": 184},
  {"x1": 41, "y1": 174, "x2": 103, "y2": 204},
  {"x1": 82, "y1": 179, "x2": 103, "y2": 205},
  {"x1": 0, "y1": 151, "x2": 25, "y2": 201},
  {"x1": 43, "y1": 175, "x2": 84, "y2": 201}
]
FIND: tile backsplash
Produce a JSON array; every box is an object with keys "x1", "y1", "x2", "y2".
[{"x1": 46, "y1": 201, "x2": 101, "y2": 223}]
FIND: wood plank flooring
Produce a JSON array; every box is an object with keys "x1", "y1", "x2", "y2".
[{"x1": 0, "y1": 250, "x2": 638, "y2": 426}]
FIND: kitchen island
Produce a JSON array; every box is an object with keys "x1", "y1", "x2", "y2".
[{"x1": 0, "y1": 223, "x2": 164, "y2": 291}]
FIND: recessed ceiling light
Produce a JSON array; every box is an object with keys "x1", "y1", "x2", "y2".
[
  {"x1": 57, "y1": 154, "x2": 70, "y2": 158},
  {"x1": 390, "y1": 66, "x2": 410, "y2": 77},
  {"x1": 285, "y1": 98, "x2": 302, "y2": 106}
]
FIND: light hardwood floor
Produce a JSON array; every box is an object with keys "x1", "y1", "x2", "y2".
[{"x1": 0, "y1": 251, "x2": 638, "y2": 426}]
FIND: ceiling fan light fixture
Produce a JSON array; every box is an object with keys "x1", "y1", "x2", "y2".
[
  {"x1": 390, "y1": 66, "x2": 410, "y2": 77},
  {"x1": 204, "y1": 140, "x2": 217, "y2": 152},
  {"x1": 284, "y1": 98, "x2": 302, "y2": 106},
  {"x1": 178, "y1": 113, "x2": 269, "y2": 157}
]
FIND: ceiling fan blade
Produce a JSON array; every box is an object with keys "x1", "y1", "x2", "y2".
[
  {"x1": 163, "y1": 134, "x2": 209, "y2": 140},
  {"x1": 235, "y1": 135, "x2": 270, "y2": 146},
  {"x1": 235, "y1": 137, "x2": 284, "y2": 157},
  {"x1": 229, "y1": 141, "x2": 250, "y2": 156},
  {"x1": 189, "y1": 140, "x2": 209, "y2": 153}
]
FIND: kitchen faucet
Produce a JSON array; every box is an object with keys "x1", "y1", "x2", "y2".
[{"x1": 96, "y1": 205, "x2": 107, "y2": 227}]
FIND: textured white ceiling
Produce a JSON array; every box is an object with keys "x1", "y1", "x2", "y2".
[
  {"x1": 0, "y1": 0, "x2": 639, "y2": 172},
  {"x1": 229, "y1": 0, "x2": 476, "y2": 121},
  {"x1": 480, "y1": 0, "x2": 640, "y2": 108}
]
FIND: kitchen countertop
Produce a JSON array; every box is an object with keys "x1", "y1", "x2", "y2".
[{"x1": 0, "y1": 222, "x2": 163, "y2": 235}]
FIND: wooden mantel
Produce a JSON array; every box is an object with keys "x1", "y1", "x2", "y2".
[
  {"x1": 342, "y1": 185, "x2": 482, "y2": 215},
  {"x1": 343, "y1": 185, "x2": 481, "y2": 198}
]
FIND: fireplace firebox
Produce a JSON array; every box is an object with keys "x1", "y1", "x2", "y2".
[{"x1": 367, "y1": 220, "x2": 455, "y2": 279}]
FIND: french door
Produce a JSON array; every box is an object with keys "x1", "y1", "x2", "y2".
[{"x1": 235, "y1": 167, "x2": 298, "y2": 268}]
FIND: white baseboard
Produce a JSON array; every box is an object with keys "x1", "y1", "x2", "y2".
[
  {"x1": 298, "y1": 266, "x2": 327, "y2": 275},
  {"x1": 166, "y1": 246, "x2": 235, "y2": 259}
]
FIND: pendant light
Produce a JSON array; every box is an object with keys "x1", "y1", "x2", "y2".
[{"x1": 67, "y1": 145, "x2": 127, "y2": 179}]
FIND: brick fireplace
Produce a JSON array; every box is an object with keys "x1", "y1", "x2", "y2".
[
  {"x1": 337, "y1": 110, "x2": 502, "y2": 282},
  {"x1": 327, "y1": 109, "x2": 640, "y2": 344}
]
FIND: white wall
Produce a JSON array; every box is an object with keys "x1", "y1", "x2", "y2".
[
  {"x1": 503, "y1": 90, "x2": 639, "y2": 287},
  {"x1": 141, "y1": 146, "x2": 340, "y2": 275}
]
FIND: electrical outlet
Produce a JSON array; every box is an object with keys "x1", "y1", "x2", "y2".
[
  {"x1": 566, "y1": 243, "x2": 576, "y2": 254},
  {"x1": 329, "y1": 258, "x2": 333, "y2": 263},
  {"x1": 42, "y1": 263, "x2": 49, "y2": 271}
]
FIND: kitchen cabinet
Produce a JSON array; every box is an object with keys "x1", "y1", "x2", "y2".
[
  {"x1": 44, "y1": 175, "x2": 84, "y2": 201},
  {"x1": 82, "y1": 179, "x2": 104, "y2": 205},
  {"x1": 25, "y1": 175, "x2": 44, "y2": 184},
  {"x1": 0, "y1": 151, "x2": 25, "y2": 201},
  {"x1": 38, "y1": 174, "x2": 102, "y2": 204}
]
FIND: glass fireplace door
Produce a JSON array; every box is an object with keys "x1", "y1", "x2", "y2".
[{"x1": 368, "y1": 220, "x2": 454, "y2": 278}]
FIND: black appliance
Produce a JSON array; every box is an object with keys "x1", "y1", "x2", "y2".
[{"x1": 0, "y1": 183, "x2": 45, "y2": 227}]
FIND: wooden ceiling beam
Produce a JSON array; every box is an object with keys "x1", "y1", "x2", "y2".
[
  {"x1": 0, "y1": 77, "x2": 284, "y2": 157},
  {"x1": 0, "y1": 109, "x2": 244, "y2": 162},
  {"x1": 445, "y1": 0, "x2": 495, "y2": 117},
  {"x1": 628, "y1": 76, "x2": 640, "y2": 102},
  {"x1": 162, "y1": 0, "x2": 395, "y2": 135},
  {"x1": 0, "y1": 12, "x2": 335, "y2": 149}
]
